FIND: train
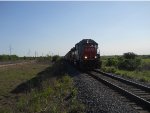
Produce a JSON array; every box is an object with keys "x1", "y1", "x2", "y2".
[{"x1": 64, "y1": 39, "x2": 101, "y2": 70}]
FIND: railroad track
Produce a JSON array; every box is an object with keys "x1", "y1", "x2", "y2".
[{"x1": 86, "y1": 69, "x2": 150, "y2": 113}]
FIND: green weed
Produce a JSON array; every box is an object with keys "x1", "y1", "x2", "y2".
[
  {"x1": 15, "y1": 75, "x2": 85, "y2": 113},
  {"x1": 101, "y1": 56, "x2": 150, "y2": 83}
]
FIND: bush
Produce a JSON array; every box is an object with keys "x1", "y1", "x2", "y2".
[
  {"x1": 118, "y1": 58, "x2": 141, "y2": 71},
  {"x1": 123, "y1": 52, "x2": 137, "y2": 59},
  {"x1": 106, "y1": 58, "x2": 118, "y2": 67},
  {"x1": 118, "y1": 52, "x2": 141, "y2": 71},
  {"x1": 52, "y1": 55, "x2": 61, "y2": 62}
]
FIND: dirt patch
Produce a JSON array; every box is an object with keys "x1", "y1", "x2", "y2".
[{"x1": 0, "y1": 61, "x2": 35, "y2": 68}]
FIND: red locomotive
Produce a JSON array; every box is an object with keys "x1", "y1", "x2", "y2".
[{"x1": 65, "y1": 39, "x2": 101, "y2": 70}]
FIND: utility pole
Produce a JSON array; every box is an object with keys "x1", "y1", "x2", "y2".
[
  {"x1": 35, "y1": 51, "x2": 38, "y2": 57},
  {"x1": 28, "y1": 49, "x2": 31, "y2": 57},
  {"x1": 9, "y1": 45, "x2": 13, "y2": 55},
  {"x1": 35, "y1": 51, "x2": 37, "y2": 58},
  {"x1": 37, "y1": 52, "x2": 38, "y2": 57}
]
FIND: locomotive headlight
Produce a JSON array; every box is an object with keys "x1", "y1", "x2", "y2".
[
  {"x1": 95, "y1": 56, "x2": 97, "y2": 58},
  {"x1": 84, "y1": 56, "x2": 87, "y2": 59}
]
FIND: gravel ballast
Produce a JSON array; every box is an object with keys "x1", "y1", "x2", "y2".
[{"x1": 66, "y1": 64, "x2": 138, "y2": 113}]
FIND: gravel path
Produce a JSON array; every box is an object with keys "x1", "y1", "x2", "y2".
[{"x1": 66, "y1": 64, "x2": 138, "y2": 113}]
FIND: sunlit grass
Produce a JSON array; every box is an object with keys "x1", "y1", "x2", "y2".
[
  {"x1": 0, "y1": 63, "x2": 49, "y2": 96},
  {"x1": 115, "y1": 70, "x2": 150, "y2": 82}
]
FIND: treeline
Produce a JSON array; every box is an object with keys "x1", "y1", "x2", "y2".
[
  {"x1": 0, "y1": 55, "x2": 19, "y2": 61},
  {"x1": 36, "y1": 55, "x2": 61, "y2": 63},
  {"x1": 0, "y1": 54, "x2": 61, "y2": 62}
]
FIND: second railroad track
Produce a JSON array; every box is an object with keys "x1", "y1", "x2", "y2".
[{"x1": 86, "y1": 69, "x2": 150, "y2": 113}]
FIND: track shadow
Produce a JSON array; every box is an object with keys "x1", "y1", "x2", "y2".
[{"x1": 11, "y1": 60, "x2": 68, "y2": 94}]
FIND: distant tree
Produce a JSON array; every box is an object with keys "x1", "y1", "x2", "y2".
[
  {"x1": 123, "y1": 52, "x2": 137, "y2": 59},
  {"x1": 46, "y1": 55, "x2": 52, "y2": 61},
  {"x1": 23, "y1": 56, "x2": 26, "y2": 60},
  {"x1": 10, "y1": 55, "x2": 19, "y2": 60},
  {"x1": 0, "y1": 54, "x2": 19, "y2": 61},
  {"x1": 52, "y1": 55, "x2": 60, "y2": 62}
]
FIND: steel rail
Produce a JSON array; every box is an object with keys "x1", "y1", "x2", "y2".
[
  {"x1": 87, "y1": 72, "x2": 150, "y2": 111},
  {"x1": 93, "y1": 69, "x2": 150, "y2": 92}
]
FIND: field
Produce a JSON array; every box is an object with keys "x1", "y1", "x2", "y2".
[
  {"x1": 0, "y1": 60, "x2": 84, "y2": 113},
  {"x1": 0, "y1": 62, "x2": 50, "y2": 112},
  {"x1": 0, "y1": 62, "x2": 48, "y2": 95}
]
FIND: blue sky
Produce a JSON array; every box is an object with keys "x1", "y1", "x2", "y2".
[{"x1": 0, "y1": 1, "x2": 150, "y2": 56}]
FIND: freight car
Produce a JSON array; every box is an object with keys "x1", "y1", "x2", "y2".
[{"x1": 65, "y1": 39, "x2": 101, "y2": 70}]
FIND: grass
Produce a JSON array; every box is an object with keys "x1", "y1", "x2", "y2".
[
  {"x1": 0, "y1": 62, "x2": 49, "y2": 97},
  {"x1": 15, "y1": 75, "x2": 84, "y2": 113},
  {"x1": 0, "y1": 60, "x2": 85, "y2": 113},
  {"x1": 0, "y1": 62, "x2": 50, "y2": 113},
  {"x1": 115, "y1": 58, "x2": 150, "y2": 82},
  {"x1": 115, "y1": 70, "x2": 150, "y2": 82},
  {"x1": 142, "y1": 58, "x2": 150, "y2": 63}
]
